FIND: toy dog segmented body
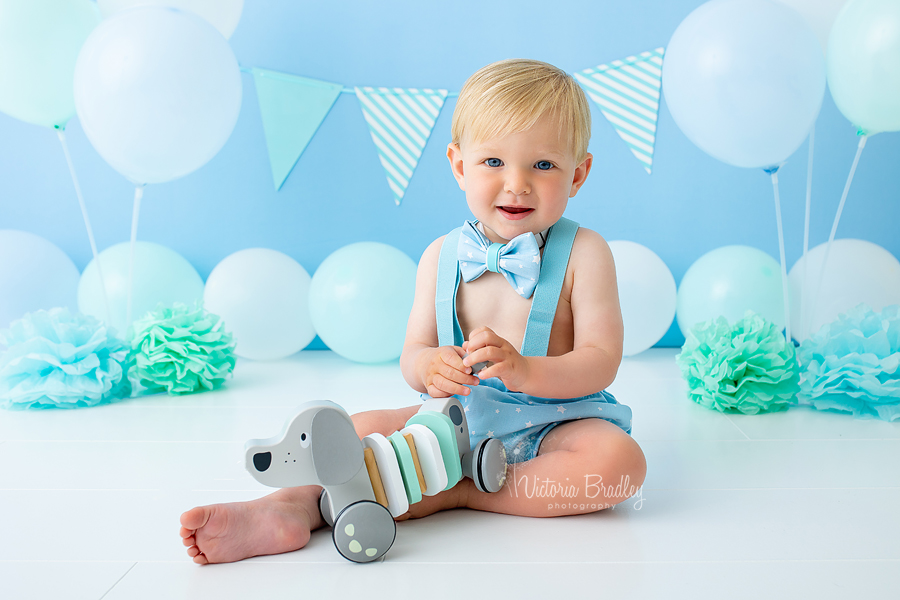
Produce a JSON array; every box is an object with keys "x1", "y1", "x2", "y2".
[{"x1": 244, "y1": 397, "x2": 507, "y2": 563}]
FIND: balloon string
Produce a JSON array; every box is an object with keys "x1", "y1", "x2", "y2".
[
  {"x1": 770, "y1": 171, "x2": 791, "y2": 344},
  {"x1": 126, "y1": 185, "x2": 145, "y2": 331},
  {"x1": 801, "y1": 126, "x2": 815, "y2": 340},
  {"x1": 57, "y1": 129, "x2": 112, "y2": 326},
  {"x1": 809, "y1": 134, "x2": 867, "y2": 337}
]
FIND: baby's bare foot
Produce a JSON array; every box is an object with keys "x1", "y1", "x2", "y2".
[{"x1": 179, "y1": 487, "x2": 322, "y2": 564}]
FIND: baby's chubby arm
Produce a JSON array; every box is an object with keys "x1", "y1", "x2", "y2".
[
  {"x1": 463, "y1": 228, "x2": 624, "y2": 398},
  {"x1": 400, "y1": 237, "x2": 480, "y2": 398}
]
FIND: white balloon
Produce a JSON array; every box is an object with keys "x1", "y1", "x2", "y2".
[
  {"x1": 789, "y1": 239, "x2": 900, "y2": 341},
  {"x1": 97, "y1": 0, "x2": 244, "y2": 39},
  {"x1": 775, "y1": 0, "x2": 850, "y2": 54},
  {"x1": 204, "y1": 249, "x2": 316, "y2": 361},
  {"x1": 607, "y1": 241, "x2": 677, "y2": 357},
  {"x1": 74, "y1": 6, "x2": 241, "y2": 185}
]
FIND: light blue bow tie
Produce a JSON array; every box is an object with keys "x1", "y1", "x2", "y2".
[{"x1": 457, "y1": 221, "x2": 541, "y2": 298}]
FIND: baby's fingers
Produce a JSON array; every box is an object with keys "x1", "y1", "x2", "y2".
[
  {"x1": 463, "y1": 343, "x2": 502, "y2": 371},
  {"x1": 427, "y1": 373, "x2": 472, "y2": 397},
  {"x1": 435, "y1": 345, "x2": 465, "y2": 365},
  {"x1": 466, "y1": 327, "x2": 505, "y2": 352},
  {"x1": 426, "y1": 347, "x2": 478, "y2": 390},
  {"x1": 439, "y1": 353, "x2": 479, "y2": 387}
]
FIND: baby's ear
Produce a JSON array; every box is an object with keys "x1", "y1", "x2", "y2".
[
  {"x1": 446, "y1": 143, "x2": 466, "y2": 191},
  {"x1": 569, "y1": 152, "x2": 593, "y2": 197}
]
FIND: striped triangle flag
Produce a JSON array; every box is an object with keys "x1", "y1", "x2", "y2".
[
  {"x1": 574, "y1": 48, "x2": 664, "y2": 174},
  {"x1": 355, "y1": 87, "x2": 448, "y2": 205},
  {"x1": 252, "y1": 68, "x2": 344, "y2": 190}
]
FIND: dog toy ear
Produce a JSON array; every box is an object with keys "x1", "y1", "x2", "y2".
[{"x1": 311, "y1": 408, "x2": 363, "y2": 485}]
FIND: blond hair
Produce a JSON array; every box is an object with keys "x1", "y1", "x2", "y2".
[{"x1": 451, "y1": 59, "x2": 592, "y2": 161}]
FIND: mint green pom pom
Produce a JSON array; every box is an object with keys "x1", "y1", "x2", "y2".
[
  {"x1": 128, "y1": 304, "x2": 236, "y2": 395},
  {"x1": 676, "y1": 311, "x2": 799, "y2": 414}
]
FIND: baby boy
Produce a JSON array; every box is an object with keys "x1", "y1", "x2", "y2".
[{"x1": 180, "y1": 58, "x2": 647, "y2": 564}]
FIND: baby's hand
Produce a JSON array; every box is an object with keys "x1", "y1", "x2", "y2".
[
  {"x1": 463, "y1": 327, "x2": 530, "y2": 391},
  {"x1": 422, "y1": 346, "x2": 480, "y2": 398}
]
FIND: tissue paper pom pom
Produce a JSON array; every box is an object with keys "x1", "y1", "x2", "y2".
[
  {"x1": 676, "y1": 311, "x2": 799, "y2": 414},
  {"x1": 128, "y1": 304, "x2": 236, "y2": 395},
  {"x1": 0, "y1": 308, "x2": 130, "y2": 410},
  {"x1": 797, "y1": 304, "x2": 900, "y2": 421}
]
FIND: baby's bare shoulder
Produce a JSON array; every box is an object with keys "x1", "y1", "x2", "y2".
[
  {"x1": 570, "y1": 227, "x2": 614, "y2": 267},
  {"x1": 413, "y1": 235, "x2": 448, "y2": 289},
  {"x1": 425, "y1": 234, "x2": 446, "y2": 255},
  {"x1": 419, "y1": 235, "x2": 446, "y2": 268}
]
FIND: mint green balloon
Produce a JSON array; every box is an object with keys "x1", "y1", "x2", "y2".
[
  {"x1": 77, "y1": 241, "x2": 204, "y2": 336},
  {"x1": 827, "y1": 0, "x2": 900, "y2": 134},
  {"x1": 0, "y1": 0, "x2": 100, "y2": 128},
  {"x1": 309, "y1": 243, "x2": 417, "y2": 364},
  {"x1": 676, "y1": 245, "x2": 785, "y2": 338}
]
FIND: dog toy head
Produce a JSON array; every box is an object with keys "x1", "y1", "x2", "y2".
[{"x1": 245, "y1": 400, "x2": 363, "y2": 489}]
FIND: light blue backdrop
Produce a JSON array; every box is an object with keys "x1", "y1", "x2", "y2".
[{"x1": 1, "y1": 0, "x2": 898, "y2": 348}]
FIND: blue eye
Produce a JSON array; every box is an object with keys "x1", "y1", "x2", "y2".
[
  {"x1": 485, "y1": 158, "x2": 503, "y2": 167},
  {"x1": 535, "y1": 161, "x2": 554, "y2": 170}
]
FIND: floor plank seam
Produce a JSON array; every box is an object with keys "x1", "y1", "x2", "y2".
[{"x1": 97, "y1": 561, "x2": 137, "y2": 600}]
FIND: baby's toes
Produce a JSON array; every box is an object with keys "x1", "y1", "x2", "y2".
[
  {"x1": 182, "y1": 534, "x2": 195, "y2": 547},
  {"x1": 180, "y1": 506, "x2": 210, "y2": 531}
]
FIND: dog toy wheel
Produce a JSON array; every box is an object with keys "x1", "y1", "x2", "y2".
[
  {"x1": 318, "y1": 489, "x2": 334, "y2": 527},
  {"x1": 463, "y1": 437, "x2": 507, "y2": 493},
  {"x1": 332, "y1": 501, "x2": 396, "y2": 563}
]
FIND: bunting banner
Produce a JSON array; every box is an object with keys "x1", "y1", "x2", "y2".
[
  {"x1": 574, "y1": 48, "x2": 664, "y2": 174},
  {"x1": 355, "y1": 86, "x2": 448, "y2": 205},
  {"x1": 245, "y1": 50, "x2": 666, "y2": 201},
  {"x1": 251, "y1": 68, "x2": 344, "y2": 190}
]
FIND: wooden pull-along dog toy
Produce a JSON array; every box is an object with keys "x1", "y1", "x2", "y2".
[{"x1": 245, "y1": 397, "x2": 507, "y2": 562}]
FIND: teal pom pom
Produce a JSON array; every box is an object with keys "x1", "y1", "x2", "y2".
[
  {"x1": 676, "y1": 311, "x2": 799, "y2": 414},
  {"x1": 797, "y1": 304, "x2": 900, "y2": 421},
  {"x1": 0, "y1": 308, "x2": 130, "y2": 410},
  {"x1": 128, "y1": 303, "x2": 236, "y2": 395}
]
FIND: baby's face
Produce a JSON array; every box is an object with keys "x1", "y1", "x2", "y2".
[{"x1": 448, "y1": 113, "x2": 592, "y2": 244}]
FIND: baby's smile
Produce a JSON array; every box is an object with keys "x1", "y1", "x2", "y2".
[{"x1": 498, "y1": 206, "x2": 534, "y2": 219}]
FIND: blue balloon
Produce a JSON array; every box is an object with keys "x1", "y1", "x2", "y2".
[
  {"x1": 676, "y1": 245, "x2": 785, "y2": 338},
  {"x1": 663, "y1": 0, "x2": 826, "y2": 169},
  {"x1": 73, "y1": 6, "x2": 241, "y2": 184},
  {"x1": 78, "y1": 241, "x2": 204, "y2": 335},
  {"x1": 309, "y1": 243, "x2": 417, "y2": 364},
  {"x1": 0, "y1": 230, "x2": 80, "y2": 329}
]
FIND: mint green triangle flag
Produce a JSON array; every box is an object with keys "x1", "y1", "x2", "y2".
[{"x1": 251, "y1": 68, "x2": 344, "y2": 190}]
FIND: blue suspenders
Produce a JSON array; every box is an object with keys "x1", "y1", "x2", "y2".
[
  {"x1": 435, "y1": 227, "x2": 465, "y2": 348},
  {"x1": 434, "y1": 218, "x2": 580, "y2": 356}
]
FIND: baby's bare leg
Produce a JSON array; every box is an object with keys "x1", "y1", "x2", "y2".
[
  {"x1": 463, "y1": 418, "x2": 647, "y2": 517},
  {"x1": 179, "y1": 405, "x2": 466, "y2": 564}
]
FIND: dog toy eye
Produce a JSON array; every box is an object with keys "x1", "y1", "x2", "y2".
[{"x1": 300, "y1": 432, "x2": 310, "y2": 448}]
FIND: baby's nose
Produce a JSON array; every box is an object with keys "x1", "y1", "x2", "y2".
[{"x1": 503, "y1": 169, "x2": 531, "y2": 195}]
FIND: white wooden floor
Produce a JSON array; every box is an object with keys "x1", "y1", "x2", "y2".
[{"x1": 1, "y1": 348, "x2": 898, "y2": 599}]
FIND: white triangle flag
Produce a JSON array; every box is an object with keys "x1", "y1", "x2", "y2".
[
  {"x1": 575, "y1": 48, "x2": 664, "y2": 174},
  {"x1": 355, "y1": 87, "x2": 448, "y2": 205}
]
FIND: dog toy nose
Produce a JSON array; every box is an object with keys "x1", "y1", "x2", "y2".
[{"x1": 253, "y1": 452, "x2": 272, "y2": 472}]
